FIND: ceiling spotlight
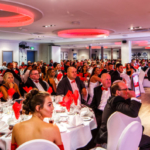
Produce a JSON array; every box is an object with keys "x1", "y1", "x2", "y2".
[
  {"x1": 43, "y1": 25, "x2": 56, "y2": 28},
  {"x1": 129, "y1": 26, "x2": 142, "y2": 30}
]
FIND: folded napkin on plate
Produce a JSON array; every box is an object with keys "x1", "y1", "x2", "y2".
[
  {"x1": 80, "y1": 107, "x2": 94, "y2": 118},
  {"x1": 68, "y1": 115, "x2": 83, "y2": 127}
]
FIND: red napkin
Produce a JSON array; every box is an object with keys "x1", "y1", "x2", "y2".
[
  {"x1": 72, "y1": 90, "x2": 79, "y2": 105},
  {"x1": 19, "y1": 66, "x2": 22, "y2": 69},
  {"x1": 0, "y1": 92, "x2": 3, "y2": 98},
  {"x1": 51, "y1": 66, "x2": 53, "y2": 68},
  {"x1": 7, "y1": 88, "x2": 15, "y2": 98},
  {"x1": 47, "y1": 86, "x2": 53, "y2": 94},
  {"x1": 59, "y1": 96, "x2": 72, "y2": 112},
  {"x1": 80, "y1": 77, "x2": 86, "y2": 82},
  {"x1": 12, "y1": 102, "x2": 22, "y2": 119},
  {"x1": 61, "y1": 67, "x2": 64, "y2": 70},
  {"x1": 47, "y1": 64, "x2": 49, "y2": 67},
  {"x1": 84, "y1": 73, "x2": 88, "y2": 77},
  {"x1": 79, "y1": 73, "x2": 83, "y2": 77},
  {"x1": 66, "y1": 90, "x2": 73, "y2": 97},
  {"x1": 23, "y1": 86, "x2": 33, "y2": 93},
  {"x1": 14, "y1": 70, "x2": 18, "y2": 74},
  {"x1": 2, "y1": 70, "x2": 5, "y2": 76},
  {"x1": 57, "y1": 73, "x2": 63, "y2": 81},
  {"x1": 134, "y1": 66, "x2": 139, "y2": 69},
  {"x1": 0, "y1": 71, "x2": 1, "y2": 74},
  {"x1": 64, "y1": 72, "x2": 67, "y2": 75}
]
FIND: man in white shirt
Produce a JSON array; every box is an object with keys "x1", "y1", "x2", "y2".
[
  {"x1": 57, "y1": 66, "x2": 87, "y2": 104},
  {"x1": 25, "y1": 69, "x2": 49, "y2": 92},
  {"x1": 90, "y1": 73, "x2": 111, "y2": 127}
]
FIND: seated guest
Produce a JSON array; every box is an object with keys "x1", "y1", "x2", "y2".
[
  {"x1": 88, "y1": 67, "x2": 102, "y2": 104},
  {"x1": 4, "y1": 62, "x2": 22, "y2": 86},
  {"x1": 0, "y1": 72, "x2": 21, "y2": 101},
  {"x1": 90, "y1": 73, "x2": 111, "y2": 127},
  {"x1": 49, "y1": 59, "x2": 53, "y2": 66},
  {"x1": 126, "y1": 63, "x2": 134, "y2": 77},
  {"x1": 25, "y1": 69, "x2": 48, "y2": 92},
  {"x1": 99, "y1": 63, "x2": 114, "y2": 77},
  {"x1": 130, "y1": 62, "x2": 136, "y2": 72},
  {"x1": 41, "y1": 62, "x2": 47, "y2": 76},
  {"x1": 22, "y1": 65, "x2": 32, "y2": 83},
  {"x1": 54, "y1": 63, "x2": 64, "y2": 77},
  {"x1": 146, "y1": 62, "x2": 150, "y2": 81},
  {"x1": 36, "y1": 66, "x2": 44, "y2": 80},
  {"x1": 64, "y1": 61, "x2": 70, "y2": 72},
  {"x1": 111, "y1": 63, "x2": 125, "y2": 83},
  {"x1": 1, "y1": 61, "x2": 7, "y2": 71},
  {"x1": 13, "y1": 62, "x2": 20, "y2": 76},
  {"x1": 80, "y1": 65, "x2": 91, "y2": 77},
  {"x1": 57, "y1": 66, "x2": 87, "y2": 104},
  {"x1": 45, "y1": 69, "x2": 56, "y2": 95},
  {"x1": 95, "y1": 81, "x2": 150, "y2": 150},
  {"x1": 11, "y1": 89, "x2": 64, "y2": 150}
]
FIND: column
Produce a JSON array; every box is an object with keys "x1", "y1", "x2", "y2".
[
  {"x1": 89, "y1": 45, "x2": 92, "y2": 59},
  {"x1": 101, "y1": 46, "x2": 104, "y2": 60},
  {"x1": 49, "y1": 46, "x2": 61, "y2": 63},
  {"x1": 121, "y1": 41, "x2": 131, "y2": 66},
  {"x1": 111, "y1": 48, "x2": 113, "y2": 60},
  {"x1": 119, "y1": 49, "x2": 121, "y2": 59}
]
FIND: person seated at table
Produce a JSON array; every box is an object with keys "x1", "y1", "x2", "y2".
[
  {"x1": 87, "y1": 67, "x2": 102, "y2": 105},
  {"x1": 24, "y1": 69, "x2": 49, "y2": 92},
  {"x1": 111, "y1": 63, "x2": 125, "y2": 83},
  {"x1": 36, "y1": 66, "x2": 44, "y2": 80},
  {"x1": 95, "y1": 81, "x2": 150, "y2": 150},
  {"x1": 0, "y1": 72, "x2": 21, "y2": 102},
  {"x1": 80, "y1": 65, "x2": 91, "y2": 77},
  {"x1": 54, "y1": 63, "x2": 64, "y2": 77},
  {"x1": 57, "y1": 66, "x2": 87, "y2": 104},
  {"x1": 11, "y1": 89, "x2": 64, "y2": 150},
  {"x1": 126, "y1": 63, "x2": 134, "y2": 77},
  {"x1": 13, "y1": 61, "x2": 20, "y2": 76},
  {"x1": 99, "y1": 63, "x2": 114, "y2": 77},
  {"x1": 45, "y1": 68, "x2": 56, "y2": 95}
]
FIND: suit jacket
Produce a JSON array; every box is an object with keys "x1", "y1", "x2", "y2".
[
  {"x1": 141, "y1": 66, "x2": 148, "y2": 72},
  {"x1": 95, "y1": 96, "x2": 141, "y2": 144},
  {"x1": 4, "y1": 69, "x2": 22, "y2": 83},
  {"x1": 111, "y1": 70, "x2": 122, "y2": 83},
  {"x1": 25, "y1": 77, "x2": 47, "y2": 91},
  {"x1": 56, "y1": 76, "x2": 85, "y2": 103}
]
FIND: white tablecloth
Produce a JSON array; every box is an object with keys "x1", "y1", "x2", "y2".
[{"x1": 0, "y1": 109, "x2": 97, "y2": 150}]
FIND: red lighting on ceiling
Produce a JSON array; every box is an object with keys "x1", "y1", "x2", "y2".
[
  {"x1": 58, "y1": 29, "x2": 110, "y2": 38},
  {"x1": 104, "y1": 46, "x2": 108, "y2": 48},
  {"x1": 133, "y1": 41, "x2": 148, "y2": 45},
  {"x1": 115, "y1": 42, "x2": 122, "y2": 45},
  {"x1": 86, "y1": 46, "x2": 101, "y2": 49},
  {"x1": 0, "y1": 3, "x2": 34, "y2": 27},
  {"x1": 145, "y1": 47, "x2": 150, "y2": 49}
]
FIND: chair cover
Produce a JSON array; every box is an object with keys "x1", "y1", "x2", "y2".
[
  {"x1": 138, "y1": 69, "x2": 146, "y2": 93},
  {"x1": 16, "y1": 139, "x2": 60, "y2": 150},
  {"x1": 120, "y1": 73, "x2": 131, "y2": 89},
  {"x1": 117, "y1": 121, "x2": 142, "y2": 150}
]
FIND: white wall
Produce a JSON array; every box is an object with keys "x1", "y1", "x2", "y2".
[{"x1": 0, "y1": 39, "x2": 20, "y2": 66}]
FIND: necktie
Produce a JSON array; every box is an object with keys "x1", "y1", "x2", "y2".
[
  {"x1": 101, "y1": 87, "x2": 108, "y2": 91},
  {"x1": 71, "y1": 80, "x2": 75, "y2": 83}
]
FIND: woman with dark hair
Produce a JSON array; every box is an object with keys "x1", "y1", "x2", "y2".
[
  {"x1": 80, "y1": 65, "x2": 91, "y2": 77},
  {"x1": 88, "y1": 67, "x2": 102, "y2": 104},
  {"x1": 11, "y1": 89, "x2": 64, "y2": 150},
  {"x1": 126, "y1": 63, "x2": 134, "y2": 77},
  {"x1": 45, "y1": 68, "x2": 56, "y2": 95}
]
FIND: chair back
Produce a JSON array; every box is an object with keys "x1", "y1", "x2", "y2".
[
  {"x1": 117, "y1": 121, "x2": 142, "y2": 150},
  {"x1": 107, "y1": 112, "x2": 141, "y2": 150},
  {"x1": 16, "y1": 139, "x2": 60, "y2": 150}
]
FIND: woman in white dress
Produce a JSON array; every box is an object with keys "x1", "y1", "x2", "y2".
[{"x1": 88, "y1": 67, "x2": 102, "y2": 104}]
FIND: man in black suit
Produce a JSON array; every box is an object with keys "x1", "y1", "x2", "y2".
[
  {"x1": 56, "y1": 66, "x2": 87, "y2": 104},
  {"x1": 49, "y1": 59, "x2": 53, "y2": 66},
  {"x1": 90, "y1": 73, "x2": 111, "y2": 127},
  {"x1": 25, "y1": 69, "x2": 48, "y2": 92},
  {"x1": 95, "y1": 81, "x2": 150, "y2": 150},
  {"x1": 111, "y1": 63, "x2": 125, "y2": 83},
  {"x1": 99, "y1": 63, "x2": 114, "y2": 77}
]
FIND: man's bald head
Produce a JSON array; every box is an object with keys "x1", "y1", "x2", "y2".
[
  {"x1": 101, "y1": 73, "x2": 111, "y2": 88},
  {"x1": 67, "y1": 66, "x2": 77, "y2": 80}
]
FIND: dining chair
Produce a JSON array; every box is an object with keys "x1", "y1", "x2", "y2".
[
  {"x1": 95, "y1": 112, "x2": 142, "y2": 150},
  {"x1": 16, "y1": 139, "x2": 60, "y2": 150}
]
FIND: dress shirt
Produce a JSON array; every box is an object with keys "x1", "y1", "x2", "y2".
[
  {"x1": 32, "y1": 79, "x2": 45, "y2": 91},
  {"x1": 98, "y1": 87, "x2": 111, "y2": 111}
]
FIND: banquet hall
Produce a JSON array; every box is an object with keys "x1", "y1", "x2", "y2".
[{"x1": 0, "y1": 0, "x2": 150, "y2": 150}]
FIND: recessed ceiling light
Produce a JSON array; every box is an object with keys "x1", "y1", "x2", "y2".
[
  {"x1": 129, "y1": 26, "x2": 142, "y2": 30},
  {"x1": 43, "y1": 25, "x2": 56, "y2": 28}
]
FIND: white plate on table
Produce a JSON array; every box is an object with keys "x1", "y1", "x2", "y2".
[{"x1": 82, "y1": 117, "x2": 91, "y2": 121}]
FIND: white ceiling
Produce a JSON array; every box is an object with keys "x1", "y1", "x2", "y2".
[{"x1": 1, "y1": 0, "x2": 150, "y2": 49}]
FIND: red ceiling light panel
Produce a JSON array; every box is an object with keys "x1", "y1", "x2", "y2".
[
  {"x1": 58, "y1": 29, "x2": 109, "y2": 38},
  {"x1": 0, "y1": 3, "x2": 34, "y2": 27}
]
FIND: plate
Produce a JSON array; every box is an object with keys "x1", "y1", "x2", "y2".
[{"x1": 82, "y1": 117, "x2": 91, "y2": 121}]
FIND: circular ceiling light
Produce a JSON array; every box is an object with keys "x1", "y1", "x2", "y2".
[
  {"x1": 57, "y1": 29, "x2": 110, "y2": 38},
  {"x1": 0, "y1": 3, "x2": 34, "y2": 27}
]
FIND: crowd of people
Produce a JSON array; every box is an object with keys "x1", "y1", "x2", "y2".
[{"x1": 1, "y1": 58, "x2": 150, "y2": 150}]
